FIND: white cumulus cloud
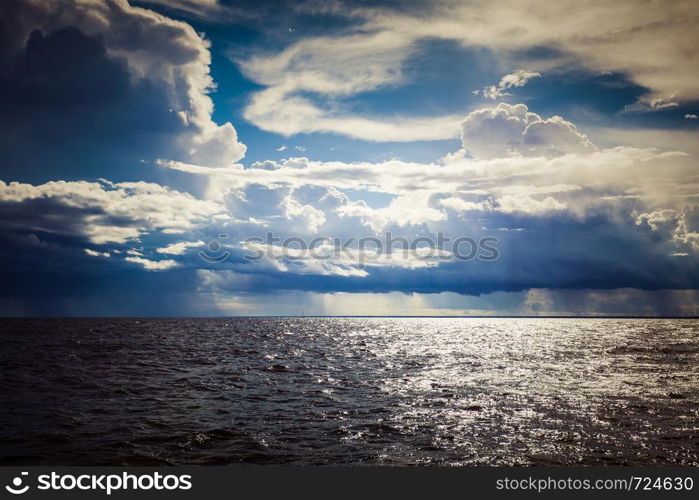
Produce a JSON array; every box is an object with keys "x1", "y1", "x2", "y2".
[{"x1": 460, "y1": 103, "x2": 596, "y2": 159}]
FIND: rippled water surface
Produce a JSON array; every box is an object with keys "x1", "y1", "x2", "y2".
[{"x1": 1, "y1": 318, "x2": 697, "y2": 465}]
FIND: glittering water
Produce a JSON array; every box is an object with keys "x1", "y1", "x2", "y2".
[{"x1": 0, "y1": 318, "x2": 697, "y2": 465}]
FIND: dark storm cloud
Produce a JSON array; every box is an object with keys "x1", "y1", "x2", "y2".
[
  {"x1": 0, "y1": 0, "x2": 246, "y2": 185},
  {"x1": 196, "y1": 211, "x2": 699, "y2": 297},
  {"x1": 0, "y1": 215, "x2": 214, "y2": 317},
  {"x1": 0, "y1": 26, "x2": 184, "y2": 183}
]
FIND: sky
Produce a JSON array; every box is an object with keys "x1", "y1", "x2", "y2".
[{"x1": 1, "y1": 0, "x2": 698, "y2": 316}]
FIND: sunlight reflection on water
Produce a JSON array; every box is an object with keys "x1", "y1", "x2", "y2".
[{"x1": 1, "y1": 318, "x2": 697, "y2": 465}]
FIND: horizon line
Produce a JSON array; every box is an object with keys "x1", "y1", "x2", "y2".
[{"x1": 1, "y1": 315, "x2": 698, "y2": 320}]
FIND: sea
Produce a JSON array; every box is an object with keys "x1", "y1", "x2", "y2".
[{"x1": 0, "y1": 317, "x2": 697, "y2": 465}]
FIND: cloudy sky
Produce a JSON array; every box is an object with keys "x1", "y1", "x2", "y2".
[{"x1": 1, "y1": 0, "x2": 698, "y2": 316}]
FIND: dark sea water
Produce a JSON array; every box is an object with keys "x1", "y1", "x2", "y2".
[{"x1": 0, "y1": 318, "x2": 697, "y2": 465}]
